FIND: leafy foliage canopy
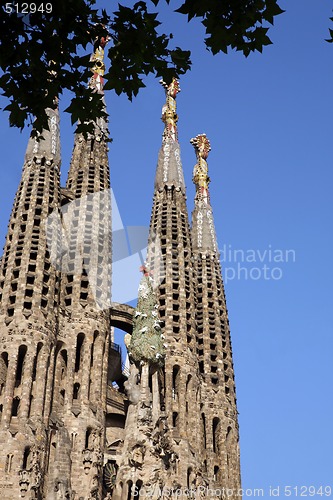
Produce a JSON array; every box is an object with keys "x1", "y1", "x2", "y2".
[{"x1": 0, "y1": 0, "x2": 284, "y2": 134}]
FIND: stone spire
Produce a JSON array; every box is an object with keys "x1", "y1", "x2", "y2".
[
  {"x1": 0, "y1": 105, "x2": 61, "y2": 497},
  {"x1": 25, "y1": 106, "x2": 61, "y2": 165},
  {"x1": 154, "y1": 78, "x2": 185, "y2": 192},
  {"x1": 191, "y1": 136, "x2": 241, "y2": 497},
  {"x1": 111, "y1": 81, "x2": 208, "y2": 498},
  {"x1": 47, "y1": 35, "x2": 112, "y2": 498},
  {"x1": 0, "y1": 106, "x2": 61, "y2": 321},
  {"x1": 60, "y1": 34, "x2": 112, "y2": 315},
  {"x1": 191, "y1": 134, "x2": 218, "y2": 253}
]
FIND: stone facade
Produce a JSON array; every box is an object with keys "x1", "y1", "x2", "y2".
[{"x1": 0, "y1": 67, "x2": 241, "y2": 498}]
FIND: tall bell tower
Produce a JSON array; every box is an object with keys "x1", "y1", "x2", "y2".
[
  {"x1": 47, "y1": 35, "x2": 112, "y2": 499},
  {"x1": 191, "y1": 134, "x2": 241, "y2": 496},
  {"x1": 0, "y1": 104, "x2": 61, "y2": 498}
]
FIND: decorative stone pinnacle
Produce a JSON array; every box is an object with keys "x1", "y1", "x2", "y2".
[
  {"x1": 160, "y1": 78, "x2": 181, "y2": 142},
  {"x1": 90, "y1": 33, "x2": 110, "y2": 92},
  {"x1": 191, "y1": 134, "x2": 211, "y2": 204}
]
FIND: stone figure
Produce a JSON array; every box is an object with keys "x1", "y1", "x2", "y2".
[{"x1": 124, "y1": 364, "x2": 141, "y2": 404}]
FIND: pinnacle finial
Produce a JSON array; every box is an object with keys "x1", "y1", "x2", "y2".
[
  {"x1": 191, "y1": 134, "x2": 211, "y2": 204},
  {"x1": 89, "y1": 32, "x2": 110, "y2": 92},
  {"x1": 160, "y1": 78, "x2": 181, "y2": 142}
]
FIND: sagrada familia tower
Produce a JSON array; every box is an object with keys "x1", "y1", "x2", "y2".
[{"x1": 0, "y1": 37, "x2": 241, "y2": 499}]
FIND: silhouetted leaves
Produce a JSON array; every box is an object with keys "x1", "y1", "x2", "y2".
[
  {"x1": 104, "y1": 1, "x2": 190, "y2": 99},
  {"x1": 0, "y1": 0, "x2": 285, "y2": 134},
  {"x1": 176, "y1": 0, "x2": 284, "y2": 56},
  {"x1": 326, "y1": 14, "x2": 333, "y2": 43}
]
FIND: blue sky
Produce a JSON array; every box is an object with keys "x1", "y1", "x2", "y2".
[{"x1": 1, "y1": 0, "x2": 333, "y2": 497}]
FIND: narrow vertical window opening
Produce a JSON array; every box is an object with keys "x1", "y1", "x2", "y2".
[{"x1": 75, "y1": 333, "x2": 85, "y2": 372}]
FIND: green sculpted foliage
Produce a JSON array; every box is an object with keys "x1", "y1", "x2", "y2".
[{"x1": 128, "y1": 270, "x2": 165, "y2": 367}]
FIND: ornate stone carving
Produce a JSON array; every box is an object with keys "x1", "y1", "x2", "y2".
[
  {"x1": 54, "y1": 480, "x2": 71, "y2": 499},
  {"x1": 103, "y1": 462, "x2": 117, "y2": 494},
  {"x1": 89, "y1": 34, "x2": 110, "y2": 92},
  {"x1": 87, "y1": 473, "x2": 99, "y2": 499},
  {"x1": 191, "y1": 134, "x2": 212, "y2": 205},
  {"x1": 82, "y1": 446, "x2": 103, "y2": 474},
  {"x1": 18, "y1": 443, "x2": 44, "y2": 499},
  {"x1": 129, "y1": 444, "x2": 146, "y2": 468},
  {"x1": 18, "y1": 469, "x2": 31, "y2": 497},
  {"x1": 124, "y1": 364, "x2": 141, "y2": 404},
  {"x1": 82, "y1": 449, "x2": 93, "y2": 474},
  {"x1": 161, "y1": 78, "x2": 181, "y2": 142}
]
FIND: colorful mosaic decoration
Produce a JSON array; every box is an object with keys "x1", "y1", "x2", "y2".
[
  {"x1": 191, "y1": 133, "x2": 212, "y2": 204},
  {"x1": 90, "y1": 35, "x2": 110, "y2": 92},
  {"x1": 160, "y1": 78, "x2": 181, "y2": 142}
]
